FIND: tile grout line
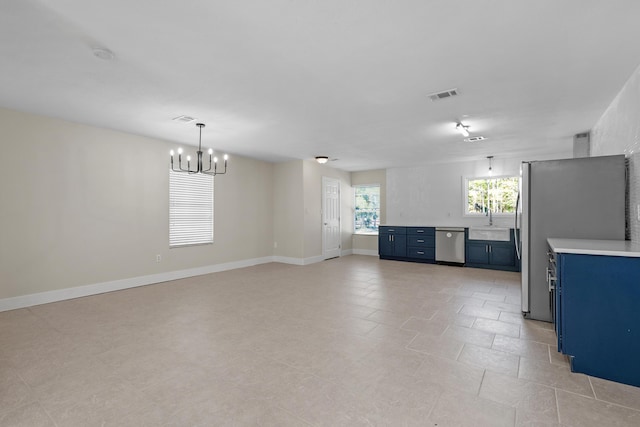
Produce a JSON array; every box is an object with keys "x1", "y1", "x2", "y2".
[
  {"x1": 554, "y1": 387, "x2": 562, "y2": 425},
  {"x1": 476, "y1": 369, "x2": 487, "y2": 396},
  {"x1": 584, "y1": 377, "x2": 640, "y2": 413},
  {"x1": 587, "y1": 376, "x2": 597, "y2": 400}
]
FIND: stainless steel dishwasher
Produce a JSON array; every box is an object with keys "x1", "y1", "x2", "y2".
[{"x1": 435, "y1": 227, "x2": 465, "y2": 264}]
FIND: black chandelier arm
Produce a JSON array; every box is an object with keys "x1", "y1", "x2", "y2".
[
  {"x1": 174, "y1": 158, "x2": 196, "y2": 173},
  {"x1": 200, "y1": 167, "x2": 227, "y2": 176},
  {"x1": 170, "y1": 165, "x2": 196, "y2": 174},
  {"x1": 169, "y1": 122, "x2": 229, "y2": 176},
  {"x1": 178, "y1": 163, "x2": 195, "y2": 173}
]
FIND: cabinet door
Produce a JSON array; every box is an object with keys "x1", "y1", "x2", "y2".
[
  {"x1": 554, "y1": 253, "x2": 563, "y2": 352},
  {"x1": 466, "y1": 242, "x2": 489, "y2": 264},
  {"x1": 378, "y1": 234, "x2": 393, "y2": 257},
  {"x1": 489, "y1": 244, "x2": 515, "y2": 266},
  {"x1": 393, "y1": 234, "x2": 407, "y2": 257}
]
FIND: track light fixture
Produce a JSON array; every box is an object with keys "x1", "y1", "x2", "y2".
[{"x1": 456, "y1": 123, "x2": 470, "y2": 137}]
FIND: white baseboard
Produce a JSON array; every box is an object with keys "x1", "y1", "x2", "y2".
[
  {"x1": 273, "y1": 254, "x2": 329, "y2": 265},
  {"x1": 304, "y1": 255, "x2": 326, "y2": 265},
  {"x1": 0, "y1": 256, "x2": 274, "y2": 313},
  {"x1": 272, "y1": 256, "x2": 305, "y2": 265},
  {"x1": 352, "y1": 249, "x2": 379, "y2": 256},
  {"x1": 0, "y1": 253, "x2": 373, "y2": 312},
  {"x1": 341, "y1": 249, "x2": 353, "y2": 256}
]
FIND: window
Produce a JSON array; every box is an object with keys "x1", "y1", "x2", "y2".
[
  {"x1": 465, "y1": 176, "x2": 519, "y2": 215},
  {"x1": 354, "y1": 184, "x2": 380, "y2": 234},
  {"x1": 169, "y1": 170, "x2": 214, "y2": 247}
]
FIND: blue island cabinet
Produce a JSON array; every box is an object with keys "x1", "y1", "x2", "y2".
[{"x1": 555, "y1": 251, "x2": 640, "y2": 387}]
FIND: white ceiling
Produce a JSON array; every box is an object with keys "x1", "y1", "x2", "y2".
[{"x1": 2, "y1": 1, "x2": 640, "y2": 171}]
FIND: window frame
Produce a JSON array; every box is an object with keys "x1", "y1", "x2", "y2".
[
  {"x1": 462, "y1": 174, "x2": 519, "y2": 217},
  {"x1": 169, "y1": 169, "x2": 214, "y2": 248},
  {"x1": 353, "y1": 183, "x2": 381, "y2": 235}
]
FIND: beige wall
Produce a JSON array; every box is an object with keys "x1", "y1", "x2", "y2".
[
  {"x1": 0, "y1": 107, "x2": 274, "y2": 300},
  {"x1": 272, "y1": 161, "x2": 304, "y2": 259},
  {"x1": 351, "y1": 169, "x2": 386, "y2": 254},
  {"x1": 302, "y1": 160, "x2": 352, "y2": 259}
]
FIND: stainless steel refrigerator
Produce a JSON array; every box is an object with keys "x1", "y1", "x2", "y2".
[{"x1": 517, "y1": 155, "x2": 626, "y2": 322}]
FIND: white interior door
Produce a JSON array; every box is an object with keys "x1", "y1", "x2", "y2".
[{"x1": 322, "y1": 177, "x2": 341, "y2": 259}]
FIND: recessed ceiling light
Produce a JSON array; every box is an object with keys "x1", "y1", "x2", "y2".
[
  {"x1": 92, "y1": 47, "x2": 115, "y2": 61},
  {"x1": 465, "y1": 136, "x2": 487, "y2": 142}
]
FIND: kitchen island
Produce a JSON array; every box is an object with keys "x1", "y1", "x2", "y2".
[{"x1": 547, "y1": 238, "x2": 640, "y2": 387}]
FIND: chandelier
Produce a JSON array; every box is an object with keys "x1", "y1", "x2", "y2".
[{"x1": 170, "y1": 123, "x2": 228, "y2": 175}]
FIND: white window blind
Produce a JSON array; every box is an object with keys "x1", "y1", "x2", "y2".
[{"x1": 169, "y1": 170, "x2": 214, "y2": 247}]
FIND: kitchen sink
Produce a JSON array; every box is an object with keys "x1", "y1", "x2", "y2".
[{"x1": 468, "y1": 226, "x2": 510, "y2": 241}]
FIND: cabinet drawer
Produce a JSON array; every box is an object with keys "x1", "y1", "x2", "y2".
[
  {"x1": 379, "y1": 226, "x2": 406, "y2": 235},
  {"x1": 407, "y1": 235, "x2": 435, "y2": 247},
  {"x1": 407, "y1": 247, "x2": 435, "y2": 260},
  {"x1": 407, "y1": 227, "x2": 435, "y2": 236}
]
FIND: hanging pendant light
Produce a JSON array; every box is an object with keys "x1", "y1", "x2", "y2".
[
  {"x1": 487, "y1": 155, "x2": 493, "y2": 176},
  {"x1": 169, "y1": 123, "x2": 228, "y2": 175}
]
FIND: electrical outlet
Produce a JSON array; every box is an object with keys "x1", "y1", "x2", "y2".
[
  {"x1": 637, "y1": 204, "x2": 640, "y2": 222},
  {"x1": 156, "y1": 254, "x2": 161, "y2": 263}
]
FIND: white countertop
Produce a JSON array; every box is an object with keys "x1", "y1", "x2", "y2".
[{"x1": 547, "y1": 238, "x2": 640, "y2": 258}]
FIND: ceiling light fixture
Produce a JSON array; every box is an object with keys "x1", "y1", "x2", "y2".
[
  {"x1": 456, "y1": 123, "x2": 470, "y2": 137},
  {"x1": 487, "y1": 155, "x2": 494, "y2": 176},
  {"x1": 92, "y1": 47, "x2": 115, "y2": 61},
  {"x1": 170, "y1": 123, "x2": 228, "y2": 175},
  {"x1": 315, "y1": 156, "x2": 329, "y2": 164},
  {"x1": 465, "y1": 136, "x2": 486, "y2": 142}
]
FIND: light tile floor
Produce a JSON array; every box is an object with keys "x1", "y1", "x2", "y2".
[{"x1": 2, "y1": 256, "x2": 640, "y2": 426}]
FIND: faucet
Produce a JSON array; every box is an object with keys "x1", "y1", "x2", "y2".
[{"x1": 487, "y1": 208, "x2": 493, "y2": 226}]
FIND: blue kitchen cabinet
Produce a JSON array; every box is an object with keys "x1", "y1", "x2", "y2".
[
  {"x1": 466, "y1": 242, "x2": 490, "y2": 264},
  {"x1": 491, "y1": 244, "x2": 516, "y2": 267},
  {"x1": 554, "y1": 252, "x2": 640, "y2": 387},
  {"x1": 464, "y1": 229, "x2": 520, "y2": 272},
  {"x1": 379, "y1": 226, "x2": 436, "y2": 262},
  {"x1": 406, "y1": 227, "x2": 436, "y2": 261},
  {"x1": 378, "y1": 226, "x2": 407, "y2": 259}
]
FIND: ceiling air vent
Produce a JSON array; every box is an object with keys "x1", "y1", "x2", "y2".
[
  {"x1": 465, "y1": 136, "x2": 486, "y2": 142},
  {"x1": 172, "y1": 115, "x2": 197, "y2": 123},
  {"x1": 427, "y1": 88, "x2": 458, "y2": 101}
]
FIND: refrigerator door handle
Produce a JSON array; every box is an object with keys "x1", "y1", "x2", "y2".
[{"x1": 514, "y1": 192, "x2": 521, "y2": 260}]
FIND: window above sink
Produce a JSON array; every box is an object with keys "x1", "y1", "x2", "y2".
[{"x1": 464, "y1": 175, "x2": 519, "y2": 217}]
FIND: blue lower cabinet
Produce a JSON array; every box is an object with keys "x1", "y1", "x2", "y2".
[
  {"x1": 378, "y1": 227, "x2": 406, "y2": 259},
  {"x1": 466, "y1": 242, "x2": 490, "y2": 264},
  {"x1": 464, "y1": 229, "x2": 520, "y2": 272},
  {"x1": 465, "y1": 241, "x2": 518, "y2": 271},
  {"x1": 406, "y1": 246, "x2": 435, "y2": 260},
  {"x1": 555, "y1": 252, "x2": 640, "y2": 387},
  {"x1": 379, "y1": 226, "x2": 435, "y2": 263},
  {"x1": 490, "y1": 244, "x2": 516, "y2": 266}
]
